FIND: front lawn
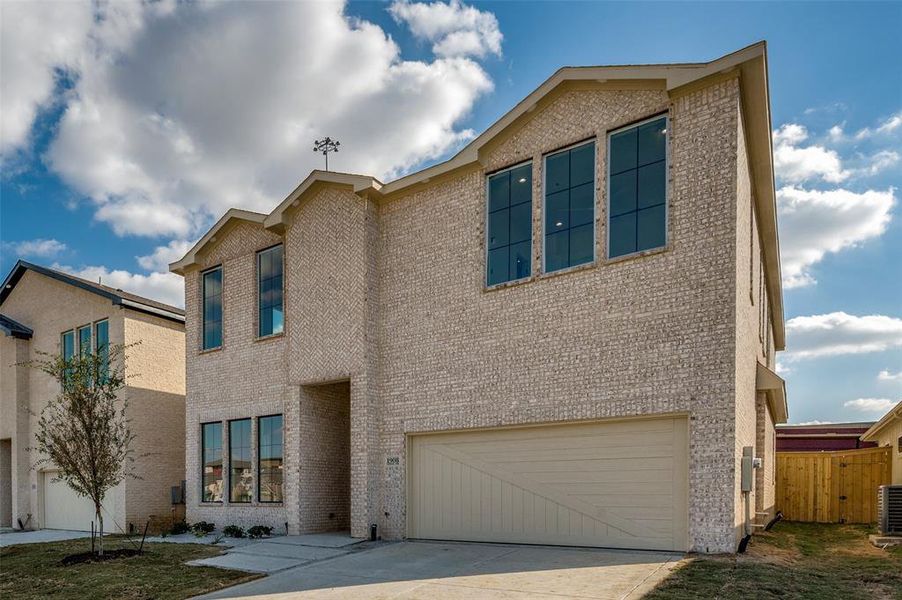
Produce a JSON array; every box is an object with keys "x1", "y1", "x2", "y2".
[
  {"x1": 0, "y1": 537, "x2": 260, "y2": 600},
  {"x1": 646, "y1": 522, "x2": 902, "y2": 599}
]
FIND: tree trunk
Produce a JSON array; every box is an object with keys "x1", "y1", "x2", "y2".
[{"x1": 96, "y1": 507, "x2": 104, "y2": 556}]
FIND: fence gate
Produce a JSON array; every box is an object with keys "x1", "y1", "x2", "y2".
[{"x1": 775, "y1": 446, "x2": 891, "y2": 523}]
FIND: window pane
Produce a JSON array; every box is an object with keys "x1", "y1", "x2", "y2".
[
  {"x1": 637, "y1": 205, "x2": 666, "y2": 251},
  {"x1": 637, "y1": 161, "x2": 666, "y2": 209},
  {"x1": 609, "y1": 171, "x2": 636, "y2": 217},
  {"x1": 78, "y1": 326, "x2": 91, "y2": 357},
  {"x1": 509, "y1": 241, "x2": 531, "y2": 280},
  {"x1": 94, "y1": 321, "x2": 109, "y2": 382},
  {"x1": 487, "y1": 247, "x2": 509, "y2": 286},
  {"x1": 569, "y1": 223, "x2": 594, "y2": 266},
  {"x1": 230, "y1": 419, "x2": 252, "y2": 503},
  {"x1": 545, "y1": 151, "x2": 569, "y2": 193},
  {"x1": 488, "y1": 208, "x2": 509, "y2": 249},
  {"x1": 509, "y1": 165, "x2": 531, "y2": 206},
  {"x1": 202, "y1": 422, "x2": 223, "y2": 502},
  {"x1": 638, "y1": 118, "x2": 666, "y2": 166},
  {"x1": 610, "y1": 128, "x2": 637, "y2": 174},
  {"x1": 509, "y1": 202, "x2": 531, "y2": 244},
  {"x1": 260, "y1": 307, "x2": 272, "y2": 337},
  {"x1": 62, "y1": 331, "x2": 75, "y2": 360},
  {"x1": 488, "y1": 171, "x2": 510, "y2": 212},
  {"x1": 569, "y1": 143, "x2": 594, "y2": 187},
  {"x1": 258, "y1": 415, "x2": 283, "y2": 503},
  {"x1": 203, "y1": 268, "x2": 223, "y2": 349},
  {"x1": 545, "y1": 190, "x2": 569, "y2": 234},
  {"x1": 570, "y1": 182, "x2": 594, "y2": 227},
  {"x1": 272, "y1": 306, "x2": 284, "y2": 335},
  {"x1": 545, "y1": 230, "x2": 569, "y2": 272},
  {"x1": 610, "y1": 213, "x2": 637, "y2": 258}
]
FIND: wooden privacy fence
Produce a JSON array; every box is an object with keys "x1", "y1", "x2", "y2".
[{"x1": 775, "y1": 446, "x2": 891, "y2": 523}]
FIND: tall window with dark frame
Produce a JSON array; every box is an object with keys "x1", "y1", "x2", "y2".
[
  {"x1": 202, "y1": 267, "x2": 222, "y2": 349},
  {"x1": 77, "y1": 325, "x2": 92, "y2": 357},
  {"x1": 61, "y1": 330, "x2": 75, "y2": 384},
  {"x1": 258, "y1": 415, "x2": 284, "y2": 503},
  {"x1": 257, "y1": 245, "x2": 284, "y2": 337},
  {"x1": 201, "y1": 422, "x2": 223, "y2": 502},
  {"x1": 94, "y1": 320, "x2": 109, "y2": 382},
  {"x1": 229, "y1": 419, "x2": 252, "y2": 503},
  {"x1": 608, "y1": 117, "x2": 667, "y2": 258},
  {"x1": 487, "y1": 163, "x2": 532, "y2": 286},
  {"x1": 544, "y1": 141, "x2": 595, "y2": 273}
]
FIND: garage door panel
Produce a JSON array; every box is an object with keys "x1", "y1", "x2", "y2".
[
  {"x1": 43, "y1": 471, "x2": 123, "y2": 532},
  {"x1": 409, "y1": 417, "x2": 688, "y2": 551}
]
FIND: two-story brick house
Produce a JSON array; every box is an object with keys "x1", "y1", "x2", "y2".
[
  {"x1": 1, "y1": 261, "x2": 186, "y2": 533},
  {"x1": 171, "y1": 42, "x2": 787, "y2": 553}
]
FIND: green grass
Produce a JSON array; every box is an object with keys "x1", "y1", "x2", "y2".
[
  {"x1": 0, "y1": 536, "x2": 260, "y2": 600},
  {"x1": 646, "y1": 522, "x2": 902, "y2": 600}
]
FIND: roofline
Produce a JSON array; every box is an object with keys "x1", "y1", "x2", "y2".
[
  {"x1": 757, "y1": 361, "x2": 789, "y2": 424},
  {"x1": 861, "y1": 402, "x2": 902, "y2": 441},
  {"x1": 167, "y1": 42, "x2": 785, "y2": 348},
  {"x1": 776, "y1": 422, "x2": 875, "y2": 430},
  {"x1": 1, "y1": 260, "x2": 185, "y2": 324},
  {"x1": 169, "y1": 209, "x2": 268, "y2": 274},
  {"x1": 0, "y1": 314, "x2": 34, "y2": 339}
]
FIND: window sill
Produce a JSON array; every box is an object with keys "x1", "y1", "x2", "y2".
[
  {"x1": 538, "y1": 260, "x2": 597, "y2": 281},
  {"x1": 602, "y1": 244, "x2": 670, "y2": 266},
  {"x1": 254, "y1": 332, "x2": 284, "y2": 344},
  {"x1": 198, "y1": 346, "x2": 222, "y2": 356}
]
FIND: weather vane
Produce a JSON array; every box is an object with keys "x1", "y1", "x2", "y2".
[{"x1": 313, "y1": 137, "x2": 340, "y2": 171}]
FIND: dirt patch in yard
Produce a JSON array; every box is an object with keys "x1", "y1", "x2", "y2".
[{"x1": 645, "y1": 522, "x2": 902, "y2": 600}]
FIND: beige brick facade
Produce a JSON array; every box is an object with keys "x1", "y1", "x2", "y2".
[
  {"x1": 176, "y1": 50, "x2": 785, "y2": 553},
  {"x1": 0, "y1": 268, "x2": 186, "y2": 532}
]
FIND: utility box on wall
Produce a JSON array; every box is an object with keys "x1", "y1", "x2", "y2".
[{"x1": 741, "y1": 446, "x2": 755, "y2": 492}]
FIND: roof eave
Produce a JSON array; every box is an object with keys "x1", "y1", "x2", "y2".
[
  {"x1": 169, "y1": 209, "x2": 268, "y2": 275},
  {"x1": 861, "y1": 403, "x2": 902, "y2": 441}
]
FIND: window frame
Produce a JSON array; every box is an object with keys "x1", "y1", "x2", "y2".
[
  {"x1": 256, "y1": 244, "x2": 285, "y2": 339},
  {"x1": 484, "y1": 159, "x2": 534, "y2": 288},
  {"x1": 228, "y1": 418, "x2": 253, "y2": 504},
  {"x1": 94, "y1": 319, "x2": 110, "y2": 382},
  {"x1": 200, "y1": 421, "x2": 223, "y2": 504},
  {"x1": 605, "y1": 113, "x2": 670, "y2": 261},
  {"x1": 257, "y1": 413, "x2": 284, "y2": 504},
  {"x1": 76, "y1": 324, "x2": 92, "y2": 357},
  {"x1": 541, "y1": 138, "x2": 598, "y2": 275},
  {"x1": 200, "y1": 265, "x2": 223, "y2": 351}
]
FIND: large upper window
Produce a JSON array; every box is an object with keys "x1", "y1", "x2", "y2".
[
  {"x1": 77, "y1": 325, "x2": 92, "y2": 357},
  {"x1": 201, "y1": 422, "x2": 223, "y2": 502},
  {"x1": 544, "y1": 141, "x2": 596, "y2": 273},
  {"x1": 61, "y1": 330, "x2": 75, "y2": 360},
  {"x1": 202, "y1": 267, "x2": 223, "y2": 350},
  {"x1": 258, "y1": 415, "x2": 284, "y2": 503},
  {"x1": 229, "y1": 419, "x2": 252, "y2": 503},
  {"x1": 608, "y1": 116, "x2": 667, "y2": 258},
  {"x1": 486, "y1": 163, "x2": 532, "y2": 286},
  {"x1": 257, "y1": 245, "x2": 284, "y2": 337}
]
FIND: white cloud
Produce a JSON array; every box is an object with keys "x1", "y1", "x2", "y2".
[
  {"x1": 843, "y1": 398, "x2": 899, "y2": 413},
  {"x1": 137, "y1": 240, "x2": 195, "y2": 273},
  {"x1": 0, "y1": 0, "x2": 93, "y2": 155},
  {"x1": 777, "y1": 186, "x2": 895, "y2": 288},
  {"x1": 784, "y1": 312, "x2": 902, "y2": 361},
  {"x1": 4, "y1": 1, "x2": 496, "y2": 238},
  {"x1": 775, "y1": 361, "x2": 792, "y2": 376},
  {"x1": 772, "y1": 124, "x2": 849, "y2": 184},
  {"x1": 389, "y1": 0, "x2": 502, "y2": 58},
  {"x1": 851, "y1": 149, "x2": 900, "y2": 178},
  {"x1": 790, "y1": 420, "x2": 835, "y2": 426},
  {"x1": 878, "y1": 370, "x2": 902, "y2": 382},
  {"x1": 1, "y1": 238, "x2": 67, "y2": 259},
  {"x1": 854, "y1": 111, "x2": 902, "y2": 140},
  {"x1": 54, "y1": 263, "x2": 184, "y2": 309}
]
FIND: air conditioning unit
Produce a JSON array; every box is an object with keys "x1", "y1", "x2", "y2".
[{"x1": 877, "y1": 485, "x2": 902, "y2": 536}]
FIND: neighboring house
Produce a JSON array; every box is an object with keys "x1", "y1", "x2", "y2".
[
  {"x1": 862, "y1": 404, "x2": 902, "y2": 484},
  {"x1": 776, "y1": 422, "x2": 877, "y2": 452},
  {"x1": 0, "y1": 261, "x2": 186, "y2": 533},
  {"x1": 170, "y1": 42, "x2": 788, "y2": 553}
]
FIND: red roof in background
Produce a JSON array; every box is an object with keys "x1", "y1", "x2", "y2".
[{"x1": 776, "y1": 422, "x2": 877, "y2": 452}]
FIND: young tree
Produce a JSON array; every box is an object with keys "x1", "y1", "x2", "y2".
[{"x1": 26, "y1": 343, "x2": 137, "y2": 555}]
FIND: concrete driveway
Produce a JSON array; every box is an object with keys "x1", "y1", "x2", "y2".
[
  {"x1": 0, "y1": 529, "x2": 91, "y2": 547},
  {"x1": 196, "y1": 541, "x2": 682, "y2": 599}
]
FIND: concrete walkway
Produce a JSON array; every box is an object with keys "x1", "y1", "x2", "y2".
[
  {"x1": 174, "y1": 531, "x2": 365, "y2": 574},
  {"x1": 194, "y1": 540, "x2": 683, "y2": 599},
  {"x1": 0, "y1": 529, "x2": 91, "y2": 547}
]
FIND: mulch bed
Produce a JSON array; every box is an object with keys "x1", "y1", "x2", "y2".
[{"x1": 60, "y1": 548, "x2": 142, "y2": 566}]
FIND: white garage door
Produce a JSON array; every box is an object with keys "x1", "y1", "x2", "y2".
[
  {"x1": 43, "y1": 471, "x2": 123, "y2": 532},
  {"x1": 408, "y1": 417, "x2": 689, "y2": 551}
]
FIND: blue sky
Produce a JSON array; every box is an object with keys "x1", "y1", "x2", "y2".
[{"x1": 1, "y1": 1, "x2": 900, "y2": 424}]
